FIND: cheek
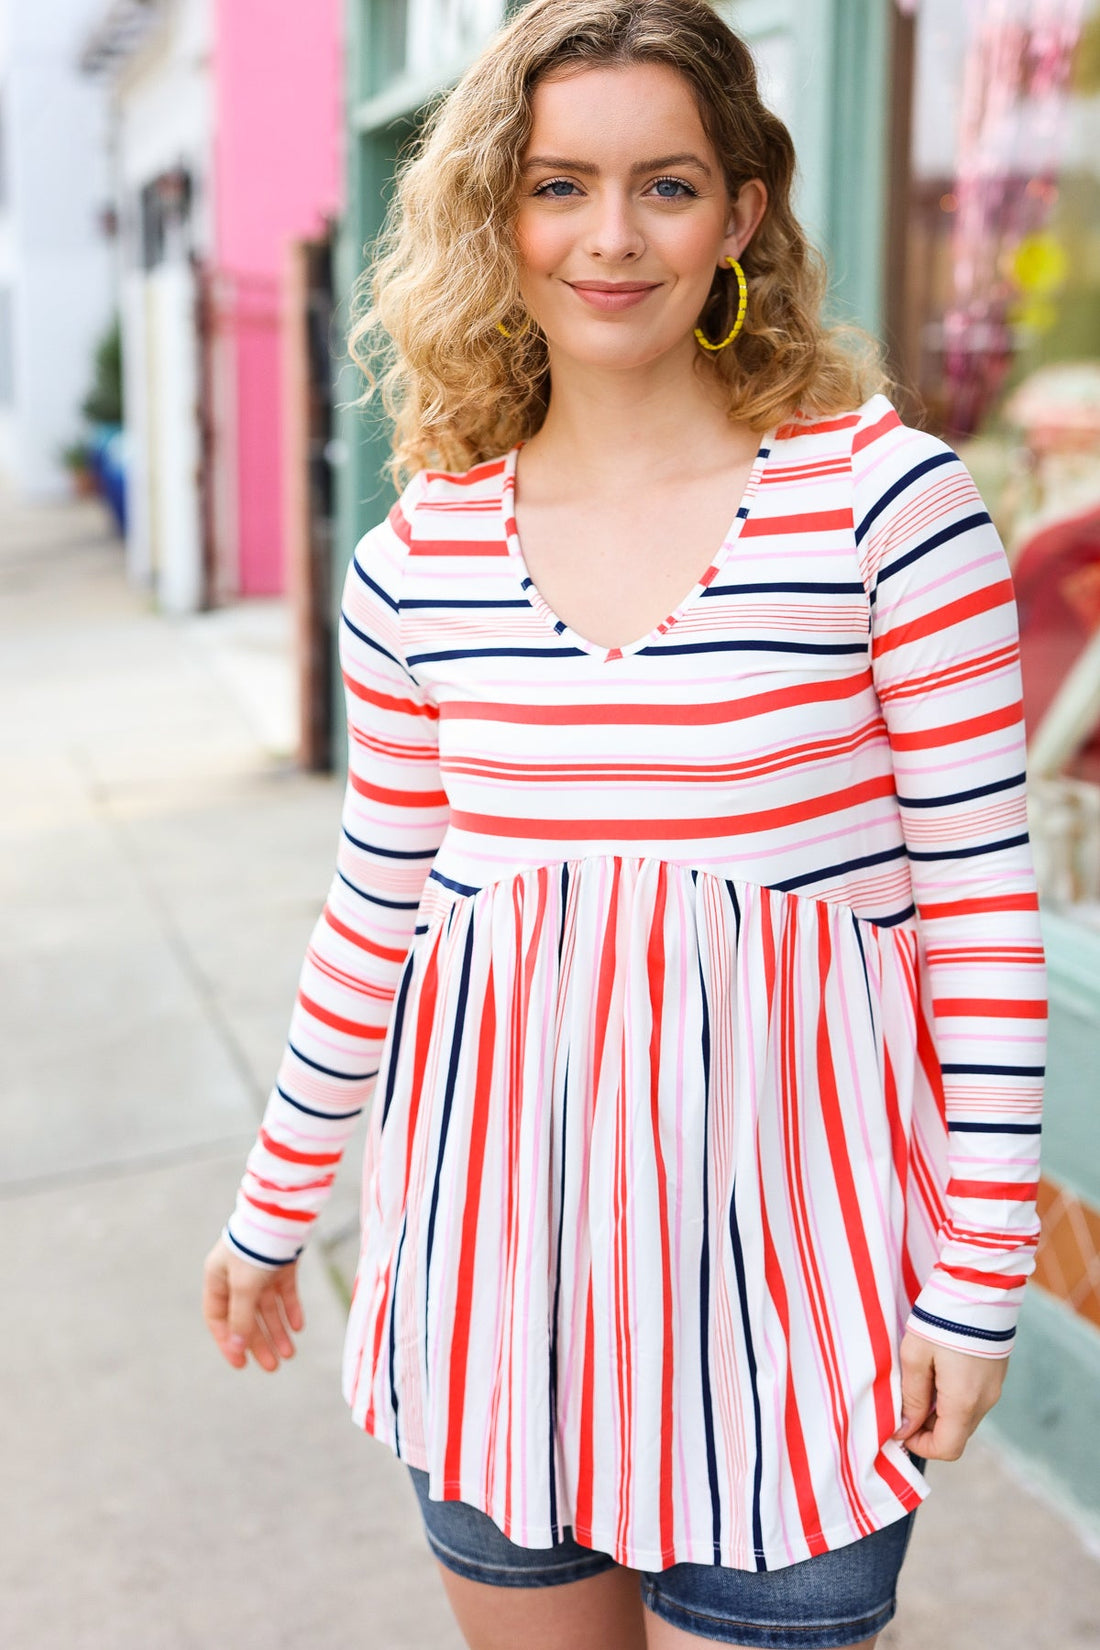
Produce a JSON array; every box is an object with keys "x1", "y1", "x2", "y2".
[{"x1": 515, "y1": 211, "x2": 569, "y2": 278}]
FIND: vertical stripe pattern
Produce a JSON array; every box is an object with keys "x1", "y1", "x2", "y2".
[{"x1": 225, "y1": 393, "x2": 1046, "y2": 1571}]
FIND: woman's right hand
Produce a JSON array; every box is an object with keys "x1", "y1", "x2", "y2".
[{"x1": 202, "y1": 1234, "x2": 305, "y2": 1372}]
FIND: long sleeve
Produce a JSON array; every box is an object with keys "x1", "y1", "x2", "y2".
[
  {"x1": 853, "y1": 396, "x2": 1047, "y2": 1358},
  {"x1": 223, "y1": 473, "x2": 449, "y2": 1268}
]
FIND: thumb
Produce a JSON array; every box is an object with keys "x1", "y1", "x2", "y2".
[{"x1": 896, "y1": 1333, "x2": 935, "y2": 1440}]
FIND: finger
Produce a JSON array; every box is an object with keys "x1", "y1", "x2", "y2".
[
  {"x1": 257, "y1": 1296, "x2": 295, "y2": 1361},
  {"x1": 908, "y1": 1407, "x2": 969, "y2": 1462},
  {"x1": 896, "y1": 1336, "x2": 936, "y2": 1440},
  {"x1": 226, "y1": 1269, "x2": 268, "y2": 1361},
  {"x1": 247, "y1": 1316, "x2": 280, "y2": 1373},
  {"x1": 277, "y1": 1268, "x2": 305, "y2": 1333},
  {"x1": 203, "y1": 1262, "x2": 248, "y2": 1368}
]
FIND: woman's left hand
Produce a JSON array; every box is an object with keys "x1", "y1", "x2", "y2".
[{"x1": 893, "y1": 1330, "x2": 1009, "y2": 1461}]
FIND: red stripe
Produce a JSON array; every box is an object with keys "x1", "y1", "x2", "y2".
[
  {"x1": 441, "y1": 670, "x2": 873, "y2": 728},
  {"x1": 874, "y1": 580, "x2": 1016, "y2": 658},
  {"x1": 933, "y1": 998, "x2": 1047, "y2": 1019},
  {"x1": 444, "y1": 960, "x2": 496, "y2": 1493},
  {"x1": 947, "y1": 1179, "x2": 1039, "y2": 1201},
  {"x1": 348, "y1": 771, "x2": 449, "y2": 808},
  {"x1": 937, "y1": 1263, "x2": 1029, "y2": 1290},
  {"x1": 341, "y1": 670, "x2": 439, "y2": 719},
  {"x1": 888, "y1": 700, "x2": 1023, "y2": 751},
  {"x1": 259, "y1": 1129, "x2": 342, "y2": 1166},
  {"x1": 814, "y1": 909, "x2": 899, "y2": 1474},
  {"x1": 323, "y1": 906, "x2": 410, "y2": 963},
  {"x1": 297, "y1": 990, "x2": 388, "y2": 1040},
  {"x1": 423, "y1": 455, "x2": 506, "y2": 488},
  {"x1": 645, "y1": 863, "x2": 675, "y2": 1562},
  {"x1": 241, "y1": 1193, "x2": 314, "y2": 1223},
  {"x1": 779, "y1": 908, "x2": 874, "y2": 1534},
  {"x1": 741, "y1": 508, "x2": 853, "y2": 537},
  {"x1": 851, "y1": 405, "x2": 901, "y2": 452},
  {"x1": 449, "y1": 774, "x2": 895, "y2": 843},
  {"x1": 408, "y1": 538, "x2": 511, "y2": 558},
  {"x1": 920, "y1": 893, "x2": 1039, "y2": 919}
]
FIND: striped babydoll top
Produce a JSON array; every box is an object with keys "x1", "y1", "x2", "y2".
[{"x1": 224, "y1": 393, "x2": 1046, "y2": 1573}]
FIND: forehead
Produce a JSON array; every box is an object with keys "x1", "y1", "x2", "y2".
[{"x1": 524, "y1": 61, "x2": 714, "y2": 159}]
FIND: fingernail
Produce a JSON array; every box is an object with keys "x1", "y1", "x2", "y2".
[{"x1": 228, "y1": 1334, "x2": 246, "y2": 1352}]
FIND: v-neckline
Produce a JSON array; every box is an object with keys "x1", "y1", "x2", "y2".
[{"x1": 499, "y1": 432, "x2": 778, "y2": 662}]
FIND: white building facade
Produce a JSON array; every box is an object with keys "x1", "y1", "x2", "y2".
[
  {"x1": 0, "y1": 0, "x2": 115, "y2": 498},
  {"x1": 82, "y1": 0, "x2": 212, "y2": 612}
]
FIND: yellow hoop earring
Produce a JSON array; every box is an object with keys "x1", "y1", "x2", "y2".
[
  {"x1": 496, "y1": 316, "x2": 532, "y2": 339},
  {"x1": 694, "y1": 257, "x2": 748, "y2": 353}
]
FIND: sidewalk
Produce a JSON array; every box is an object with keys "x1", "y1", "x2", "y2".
[{"x1": 1, "y1": 488, "x2": 1097, "y2": 1649}]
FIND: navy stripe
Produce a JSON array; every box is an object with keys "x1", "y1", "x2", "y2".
[
  {"x1": 695, "y1": 933, "x2": 722, "y2": 1564},
  {"x1": 381, "y1": 953, "x2": 417, "y2": 1130},
  {"x1": 772, "y1": 844, "x2": 908, "y2": 895},
  {"x1": 868, "y1": 902, "x2": 917, "y2": 928},
  {"x1": 875, "y1": 509, "x2": 994, "y2": 584},
  {"x1": 728, "y1": 1185, "x2": 766, "y2": 1567},
  {"x1": 897, "y1": 773, "x2": 1025, "y2": 809},
  {"x1": 351, "y1": 555, "x2": 400, "y2": 613},
  {"x1": 341, "y1": 607, "x2": 409, "y2": 674},
  {"x1": 408, "y1": 645, "x2": 587, "y2": 664},
  {"x1": 941, "y1": 1063, "x2": 1045, "y2": 1077},
  {"x1": 287, "y1": 1040, "x2": 375, "y2": 1081},
  {"x1": 948, "y1": 1121, "x2": 1042, "y2": 1135},
  {"x1": 855, "y1": 450, "x2": 956, "y2": 545},
  {"x1": 343, "y1": 827, "x2": 440, "y2": 860},
  {"x1": 548, "y1": 1045, "x2": 569, "y2": 1542},
  {"x1": 637, "y1": 638, "x2": 868, "y2": 659},
  {"x1": 389, "y1": 1214, "x2": 409, "y2": 1450},
  {"x1": 703, "y1": 580, "x2": 868, "y2": 597},
  {"x1": 423, "y1": 922, "x2": 474, "y2": 1382},
  {"x1": 336, "y1": 867, "x2": 421, "y2": 909},
  {"x1": 910, "y1": 1306, "x2": 1016, "y2": 1343},
  {"x1": 907, "y1": 833, "x2": 1030, "y2": 863},
  {"x1": 224, "y1": 1230, "x2": 301, "y2": 1267},
  {"x1": 275, "y1": 1083, "x2": 364, "y2": 1121},
  {"x1": 401, "y1": 597, "x2": 530, "y2": 610},
  {"x1": 428, "y1": 867, "x2": 482, "y2": 897}
]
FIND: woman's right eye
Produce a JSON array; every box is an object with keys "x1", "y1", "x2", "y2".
[{"x1": 532, "y1": 178, "x2": 579, "y2": 197}]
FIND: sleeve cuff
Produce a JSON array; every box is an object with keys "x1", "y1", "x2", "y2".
[
  {"x1": 222, "y1": 1221, "x2": 304, "y2": 1271},
  {"x1": 904, "y1": 1299, "x2": 1018, "y2": 1359}
]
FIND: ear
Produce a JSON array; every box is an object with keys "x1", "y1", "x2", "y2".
[{"x1": 720, "y1": 177, "x2": 768, "y2": 267}]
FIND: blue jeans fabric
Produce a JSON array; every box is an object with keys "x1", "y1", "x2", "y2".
[{"x1": 407, "y1": 1460, "x2": 925, "y2": 1648}]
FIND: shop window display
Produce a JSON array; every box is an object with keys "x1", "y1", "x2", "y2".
[{"x1": 897, "y1": 0, "x2": 1100, "y2": 923}]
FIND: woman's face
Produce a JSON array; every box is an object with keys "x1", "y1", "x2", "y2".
[{"x1": 514, "y1": 61, "x2": 767, "y2": 371}]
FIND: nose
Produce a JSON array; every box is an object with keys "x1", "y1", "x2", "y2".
[{"x1": 582, "y1": 185, "x2": 645, "y2": 263}]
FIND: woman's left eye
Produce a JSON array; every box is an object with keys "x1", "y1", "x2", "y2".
[{"x1": 651, "y1": 176, "x2": 697, "y2": 198}]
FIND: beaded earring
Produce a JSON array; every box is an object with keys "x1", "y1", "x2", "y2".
[{"x1": 694, "y1": 256, "x2": 748, "y2": 353}]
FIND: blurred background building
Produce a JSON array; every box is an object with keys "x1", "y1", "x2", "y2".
[
  {"x1": 2, "y1": 0, "x2": 1097, "y2": 1552},
  {"x1": 0, "y1": 0, "x2": 115, "y2": 498}
]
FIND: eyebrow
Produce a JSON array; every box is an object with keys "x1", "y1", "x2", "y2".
[{"x1": 521, "y1": 151, "x2": 713, "y2": 176}]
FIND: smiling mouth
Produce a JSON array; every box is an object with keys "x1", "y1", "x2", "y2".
[{"x1": 568, "y1": 282, "x2": 660, "y2": 293}]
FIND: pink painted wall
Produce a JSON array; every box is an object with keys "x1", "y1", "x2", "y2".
[{"x1": 213, "y1": 0, "x2": 343, "y2": 595}]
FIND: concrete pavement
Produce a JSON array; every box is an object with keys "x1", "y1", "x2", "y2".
[{"x1": 2, "y1": 487, "x2": 1098, "y2": 1648}]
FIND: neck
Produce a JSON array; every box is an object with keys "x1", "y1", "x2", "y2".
[{"x1": 522, "y1": 338, "x2": 757, "y2": 491}]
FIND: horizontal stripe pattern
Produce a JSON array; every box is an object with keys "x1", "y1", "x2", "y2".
[{"x1": 225, "y1": 392, "x2": 1045, "y2": 1572}]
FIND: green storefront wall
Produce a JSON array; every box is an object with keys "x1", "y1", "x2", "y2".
[{"x1": 334, "y1": 0, "x2": 1100, "y2": 1541}]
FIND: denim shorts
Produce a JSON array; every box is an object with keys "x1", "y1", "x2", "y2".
[{"x1": 407, "y1": 1459, "x2": 924, "y2": 1649}]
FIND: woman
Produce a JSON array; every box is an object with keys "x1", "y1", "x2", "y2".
[{"x1": 203, "y1": 4, "x2": 1047, "y2": 1647}]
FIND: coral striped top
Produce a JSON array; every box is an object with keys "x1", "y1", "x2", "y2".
[{"x1": 224, "y1": 393, "x2": 1046, "y2": 1572}]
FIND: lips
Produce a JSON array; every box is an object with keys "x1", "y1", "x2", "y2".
[{"x1": 566, "y1": 281, "x2": 660, "y2": 312}]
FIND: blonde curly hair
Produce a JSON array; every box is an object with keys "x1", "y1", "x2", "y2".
[{"x1": 349, "y1": 0, "x2": 889, "y2": 489}]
